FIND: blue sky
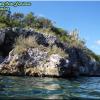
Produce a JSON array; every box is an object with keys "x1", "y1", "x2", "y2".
[{"x1": 7, "y1": 1, "x2": 100, "y2": 55}]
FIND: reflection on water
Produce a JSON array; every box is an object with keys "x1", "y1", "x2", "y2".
[{"x1": 0, "y1": 76, "x2": 100, "y2": 99}]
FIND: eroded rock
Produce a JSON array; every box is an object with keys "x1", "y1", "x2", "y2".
[{"x1": 0, "y1": 28, "x2": 100, "y2": 78}]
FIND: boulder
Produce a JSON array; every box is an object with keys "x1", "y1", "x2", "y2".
[{"x1": 0, "y1": 48, "x2": 70, "y2": 77}]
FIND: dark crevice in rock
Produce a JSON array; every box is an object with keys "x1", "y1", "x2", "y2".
[{"x1": 0, "y1": 30, "x2": 19, "y2": 57}]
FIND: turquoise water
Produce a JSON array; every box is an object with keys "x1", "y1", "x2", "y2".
[{"x1": 0, "y1": 76, "x2": 100, "y2": 100}]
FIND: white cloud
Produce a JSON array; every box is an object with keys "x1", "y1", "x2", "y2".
[
  {"x1": 95, "y1": 40, "x2": 100, "y2": 45},
  {"x1": 91, "y1": 45, "x2": 99, "y2": 49}
]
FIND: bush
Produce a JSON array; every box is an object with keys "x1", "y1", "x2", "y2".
[
  {"x1": 0, "y1": 23, "x2": 7, "y2": 28},
  {"x1": 85, "y1": 48, "x2": 100, "y2": 62},
  {"x1": 13, "y1": 36, "x2": 38, "y2": 54},
  {"x1": 51, "y1": 26, "x2": 68, "y2": 36},
  {"x1": 48, "y1": 45, "x2": 68, "y2": 58},
  {"x1": 34, "y1": 28, "x2": 55, "y2": 36}
]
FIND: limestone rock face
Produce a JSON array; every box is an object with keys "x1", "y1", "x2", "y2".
[
  {"x1": 0, "y1": 28, "x2": 100, "y2": 78},
  {"x1": 0, "y1": 48, "x2": 47, "y2": 75},
  {"x1": 43, "y1": 54, "x2": 68, "y2": 77},
  {"x1": 66, "y1": 47, "x2": 100, "y2": 76},
  {"x1": 0, "y1": 48, "x2": 69, "y2": 77}
]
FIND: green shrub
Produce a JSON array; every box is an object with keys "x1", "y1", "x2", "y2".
[
  {"x1": 51, "y1": 26, "x2": 68, "y2": 36},
  {"x1": 84, "y1": 48, "x2": 100, "y2": 62},
  {"x1": 0, "y1": 23, "x2": 7, "y2": 28}
]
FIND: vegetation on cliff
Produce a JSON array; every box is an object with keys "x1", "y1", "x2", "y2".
[
  {"x1": 0, "y1": 10, "x2": 100, "y2": 77},
  {"x1": 0, "y1": 10, "x2": 99, "y2": 62}
]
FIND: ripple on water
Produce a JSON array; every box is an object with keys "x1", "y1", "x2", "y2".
[{"x1": 0, "y1": 76, "x2": 100, "y2": 100}]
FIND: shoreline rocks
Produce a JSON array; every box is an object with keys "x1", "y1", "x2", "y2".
[
  {"x1": 0, "y1": 28, "x2": 100, "y2": 78},
  {"x1": 0, "y1": 48, "x2": 69, "y2": 77}
]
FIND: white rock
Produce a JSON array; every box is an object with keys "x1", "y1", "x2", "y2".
[{"x1": 49, "y1": 54, "x2": 61, "y2": 63}]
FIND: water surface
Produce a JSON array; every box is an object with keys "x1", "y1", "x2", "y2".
[{"x1": 0, "y1": 76, "x2": 100, "y2": 100}]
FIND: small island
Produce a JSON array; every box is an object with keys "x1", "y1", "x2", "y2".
[{"x1": 0, "y1": 11, "x2": 100, "y2": 78}]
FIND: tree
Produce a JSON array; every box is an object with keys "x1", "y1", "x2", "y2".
[
  {"x1": 24, "y1": 12, "x2": 35, "y2": 27},
  {"x1": 35, "y1": 17, "x2": 53, "y2": 29},
  {"x1": 0, "y1": 10, "x2": 11, "y2": 27},
  {"x1": 11, "y1": 12, "x2": 24, "y2": 27},
  {"x1": 0, "y1": 10, "x2": 8, "y2": 17},
  {"x1": 51, "y1": 26, "x2": 68, "y2": 36}
]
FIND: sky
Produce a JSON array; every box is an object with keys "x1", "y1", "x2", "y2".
[{"x1": 2, "y1": 1, "x2": 100, "y2": 55}]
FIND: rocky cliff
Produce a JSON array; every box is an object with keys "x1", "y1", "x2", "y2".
[{"x1": 0, "y1": 28, "x2": 100, "y2": 78}]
